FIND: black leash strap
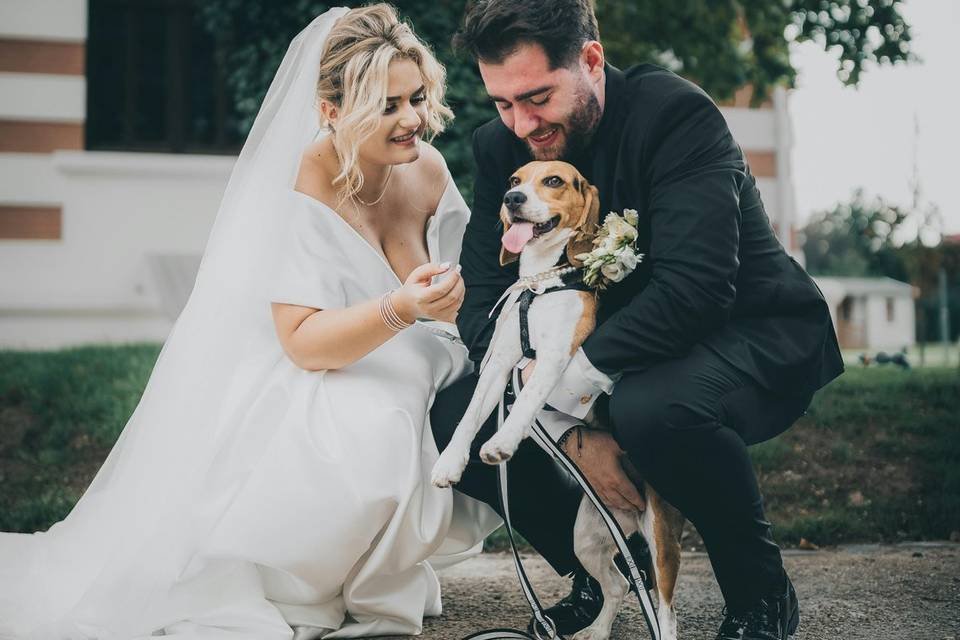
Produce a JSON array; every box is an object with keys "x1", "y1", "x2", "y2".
[{"x1": 461, "y1": 368, "x2": 661, "y2": 640}]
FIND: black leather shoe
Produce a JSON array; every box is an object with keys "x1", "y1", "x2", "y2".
[
  {"x1": 527, "y1": 534, "x2": 654, "y2": 637},
  {"x1": 715, "y1": 575, "x2": 800, "y2": 640},
  {"x1": 527, "y1": 568, "x2": 602, "y2": 637}
]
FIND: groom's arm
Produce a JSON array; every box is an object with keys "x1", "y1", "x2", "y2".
[
  {"x1": 581, "y1": 88, "x2": 743, "y2": 376},
  {"x1": 457, "y1": 128, "x2": 517, "y2": 367}
]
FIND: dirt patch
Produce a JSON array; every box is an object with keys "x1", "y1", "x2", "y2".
[{"x1": 418, "y1": 544, "x2": 960, "y2": 640}]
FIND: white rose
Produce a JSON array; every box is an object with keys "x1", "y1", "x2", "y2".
[
  {"x1": 623, "y1": 209, "x2": 639, "y2": 226},
  {"x1": 618, "y1": 247, "x2": 638, "y2": 270},
  {"x1": 601, "y1": 262, "x2": 626, "y2": 282},
  {"x1": 605, "y1": 215, "x2": 631, "y2": 238}
]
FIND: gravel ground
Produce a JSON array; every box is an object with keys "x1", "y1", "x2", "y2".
[{"x1": 415, "y1": 542, "x2": 959, "y2": 640}]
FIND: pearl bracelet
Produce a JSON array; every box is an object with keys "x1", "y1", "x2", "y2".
[{"x1": 379, "y1": 290, "x2": 412, "y2": 332}]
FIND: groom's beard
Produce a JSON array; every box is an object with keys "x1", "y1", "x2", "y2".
[{"x1": 525, "y1": 87, "x2": 602, "y2": 162}]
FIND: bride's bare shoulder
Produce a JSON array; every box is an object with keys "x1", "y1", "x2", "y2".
[{"x1": 410, "y1": 141, "x2": 450, "y2": 212}]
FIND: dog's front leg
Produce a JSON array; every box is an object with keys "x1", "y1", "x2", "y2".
[
  {"x1": 479, "y1": 293, "x2": 586, "y2": 464},
  {"x1": 478, "y1": 343, "x2": 572, "y2": 464},
  {"x1": 432, "y1": 314, "x2": 522, "y2": 487}
]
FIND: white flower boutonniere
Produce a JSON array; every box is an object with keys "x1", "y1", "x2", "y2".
[{"x1": 575, "y1": 209, "x2": 644, "y2": 289}]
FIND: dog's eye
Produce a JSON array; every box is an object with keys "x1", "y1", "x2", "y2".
[
  {"x1": 543, "y1": 176, "x2": 564, "y2": 188},
  {"x1": 508, "y1": 176, "x2": 521, "y2": 187}
]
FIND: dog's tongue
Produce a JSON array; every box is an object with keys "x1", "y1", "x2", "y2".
[{"x1": 502, "y1": 222, "x2": 535, "y2": 254}]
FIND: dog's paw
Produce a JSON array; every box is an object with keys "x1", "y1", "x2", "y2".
[
  {"x1": 571, "y1": 626, "x2": 611, "y2": 640},
  {"x1": 431, "y1": 449, "x2": 469, "y2": 487},
  {"x1": 479, "y1": 433, "x2": 520, "y2": 464}
]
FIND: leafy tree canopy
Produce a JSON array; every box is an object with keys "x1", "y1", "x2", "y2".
[
  {"x1": 196, "y1": 0, "x2": 914, "y2": 199},
  {"x1": 801, "y1": 188, "x2": 944, "y2": 280}
]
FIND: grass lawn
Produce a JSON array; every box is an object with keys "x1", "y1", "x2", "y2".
[{"x1": 1, "y1": 345, "x2": 957, "y2": 550}]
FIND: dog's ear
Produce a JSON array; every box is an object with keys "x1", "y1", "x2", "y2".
[
  {"x1": 499, "y1": 206, "x2": 520, "y2": 266},
  {"x1": 566, "y1": 183, "x2": 600, "y2": 267}
]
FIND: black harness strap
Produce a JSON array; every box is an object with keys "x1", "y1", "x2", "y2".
[
  {"x1": 518, "y1": 289, "x2": 537, "y2": 360},
  {"x1": 517, "y1": 268, "x2": 592, "y2": 361}
]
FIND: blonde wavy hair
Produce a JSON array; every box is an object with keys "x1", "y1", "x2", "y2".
[{"x1": 316, "y1": 3, "x2": 453, "y2": 204}]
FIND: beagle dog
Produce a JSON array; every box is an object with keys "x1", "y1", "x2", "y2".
[{"x1": 432, "y1": 161, "x2": 685, "y2": 640}]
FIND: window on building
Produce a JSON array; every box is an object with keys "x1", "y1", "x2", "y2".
[
  {"x1": 886, "y1": 297, "x2": 895, "y2": 322},
  {"x1": 86, "y1": 0, "x2": 244, "y2": 154},
  {"x1": 840, "y1": 297, "x2": 853, "y2": 322}
]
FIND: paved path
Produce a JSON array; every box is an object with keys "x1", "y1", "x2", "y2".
[{"x1": 414, "y1": 543, "x2": 959, "y2": 640}]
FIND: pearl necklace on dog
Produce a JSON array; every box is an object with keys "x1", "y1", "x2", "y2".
[
  {"x1": 513, "y1": 265, "x2": 578, "y2": 292},
  {"x1": 488, "y1": 265, "x2": 580, "y2": 319}
]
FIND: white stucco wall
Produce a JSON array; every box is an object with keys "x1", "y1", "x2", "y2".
[
  {"x1": 1, "y1": 152, "x2": 233, "y2": 348},
  {"x1": 865, "y1": 294, "x2": 916, "y2": 350}
]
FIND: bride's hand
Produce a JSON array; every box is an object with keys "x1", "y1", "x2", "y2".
[{"x1": 392, "y1": 262, "x2": 464, "y2": 324}]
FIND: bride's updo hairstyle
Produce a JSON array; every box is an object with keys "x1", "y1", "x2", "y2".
[{"x1": 316, "y1": 3, "x2": 453, "y2": 203}]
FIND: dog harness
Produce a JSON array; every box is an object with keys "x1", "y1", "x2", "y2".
[{"x1": 516, "y1": 266, "x2": 592, "y2": 360}]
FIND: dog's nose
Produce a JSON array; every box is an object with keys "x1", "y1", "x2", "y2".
[{"x1": 503, "y1": 190, "x2": 526, "y2": 211}]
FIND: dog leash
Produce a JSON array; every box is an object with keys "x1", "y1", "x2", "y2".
[{"x1": 461, "y1": 368, "x2": 661, "y2": 640}]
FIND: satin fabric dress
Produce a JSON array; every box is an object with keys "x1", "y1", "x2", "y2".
[{"x1": 0, "y1": 176, "x2": 501, "y2": 639}]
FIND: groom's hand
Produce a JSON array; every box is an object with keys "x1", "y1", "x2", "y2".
[
  {"x1": 519, "y1": 360, "x2": 641, "y2": 511},
  {"x1": 563, "y1": 428, "x2": 646, "y2": 512}
]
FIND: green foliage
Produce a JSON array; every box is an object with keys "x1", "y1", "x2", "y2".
[
  {"x1": 2, "y1": 346, "x2": 957, "y2": 545},
  {"x1": 0, "y1": 345, "x2": 161, "y2": 454},
  {"x1": 195, "y1": 0, "x2": 914, "y2": 200},
  {"x1": 802, "y1": 189, "x2": 914, "y2": 278},
  {"x1": 899, "y1": 242, "x2": 960, "y2": 342},
  {"x1": 0, "y1": 345, "x2": 161, "y2": 532},
  {"x1": 763, "y1": 367, "x2": 960, "y2": 545}
]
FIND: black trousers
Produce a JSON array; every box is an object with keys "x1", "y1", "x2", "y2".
[{"x1": 429, "y1": 342, "x2": 812, "y2": 608}]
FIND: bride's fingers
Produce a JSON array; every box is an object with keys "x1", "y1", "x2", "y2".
[
  {"x1": 429, "y1": 290, "x2": 462, "y2": 315},
  {"x1": 445, "y1": 278, "x2": 465, "y2": 303},
  {"x1": 406, "y1": 262, "x2": 451, "y2": 286},
  {"x1": 421, "y1": 268, "x2": 461, "y2": 303},
  {"x1": 435, "y1": 277, "x2": 465, "y2": 307},
  {"x1": 428, "y1": 287, "x2": 464, "y2": 319}
]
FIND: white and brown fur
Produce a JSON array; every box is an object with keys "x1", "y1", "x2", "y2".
[{"x1": 431, "y1": 161, "x2": 686, "y2": 640}]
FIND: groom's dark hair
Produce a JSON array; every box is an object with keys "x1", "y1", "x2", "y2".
[{"x1": 452, "y1": 0, "x2": 599, "y2": 69}]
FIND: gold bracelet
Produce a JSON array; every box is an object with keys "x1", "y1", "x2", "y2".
[{"x1": 380, "y1": 291, "x2": 412, "y2": 331}]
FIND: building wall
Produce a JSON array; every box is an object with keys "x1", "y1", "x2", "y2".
[
  {"x1": 865, "y1": 294, "x2": 916, "y2": 350},
  {"x1": 0, "y1": 1, "x2": 234, "y2": 348},
  {"x1": 835, "y1": 295, "x2": 868, "y2": 349},
  {"x1": 0, "y1": 1, "x2": 800, "y2": 348},
  {"x1": 718, "y1": 85, "x2": 800, "y2": 262}
]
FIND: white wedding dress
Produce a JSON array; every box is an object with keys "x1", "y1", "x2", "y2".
[
  {"x1": 0, "y1": 8, "x2": 500, "y2": 639},
  {"x1": 0, "y1": 181, "x2": 500, "y2": 640}
]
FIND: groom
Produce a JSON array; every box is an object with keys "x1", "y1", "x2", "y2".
[{"x1": 430, "y1": 1, "x2": 844, "y2": 639}]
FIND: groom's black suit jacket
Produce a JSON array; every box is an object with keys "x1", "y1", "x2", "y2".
[{"x1": 457, "y1": 64, "x2": 843, "y2": 400}]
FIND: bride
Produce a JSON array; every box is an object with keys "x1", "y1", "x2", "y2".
[{"x1": 0, "y1": 5, "x2": 500, "y2": 639}]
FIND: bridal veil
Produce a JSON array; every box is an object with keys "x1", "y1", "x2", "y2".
[{"x1": 0, "y1": 8, "x2": 498, "y2": 638}]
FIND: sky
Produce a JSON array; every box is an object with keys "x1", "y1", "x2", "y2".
[{"x1": 788, "y1": 0, "x2": 960, "y2": 236}]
